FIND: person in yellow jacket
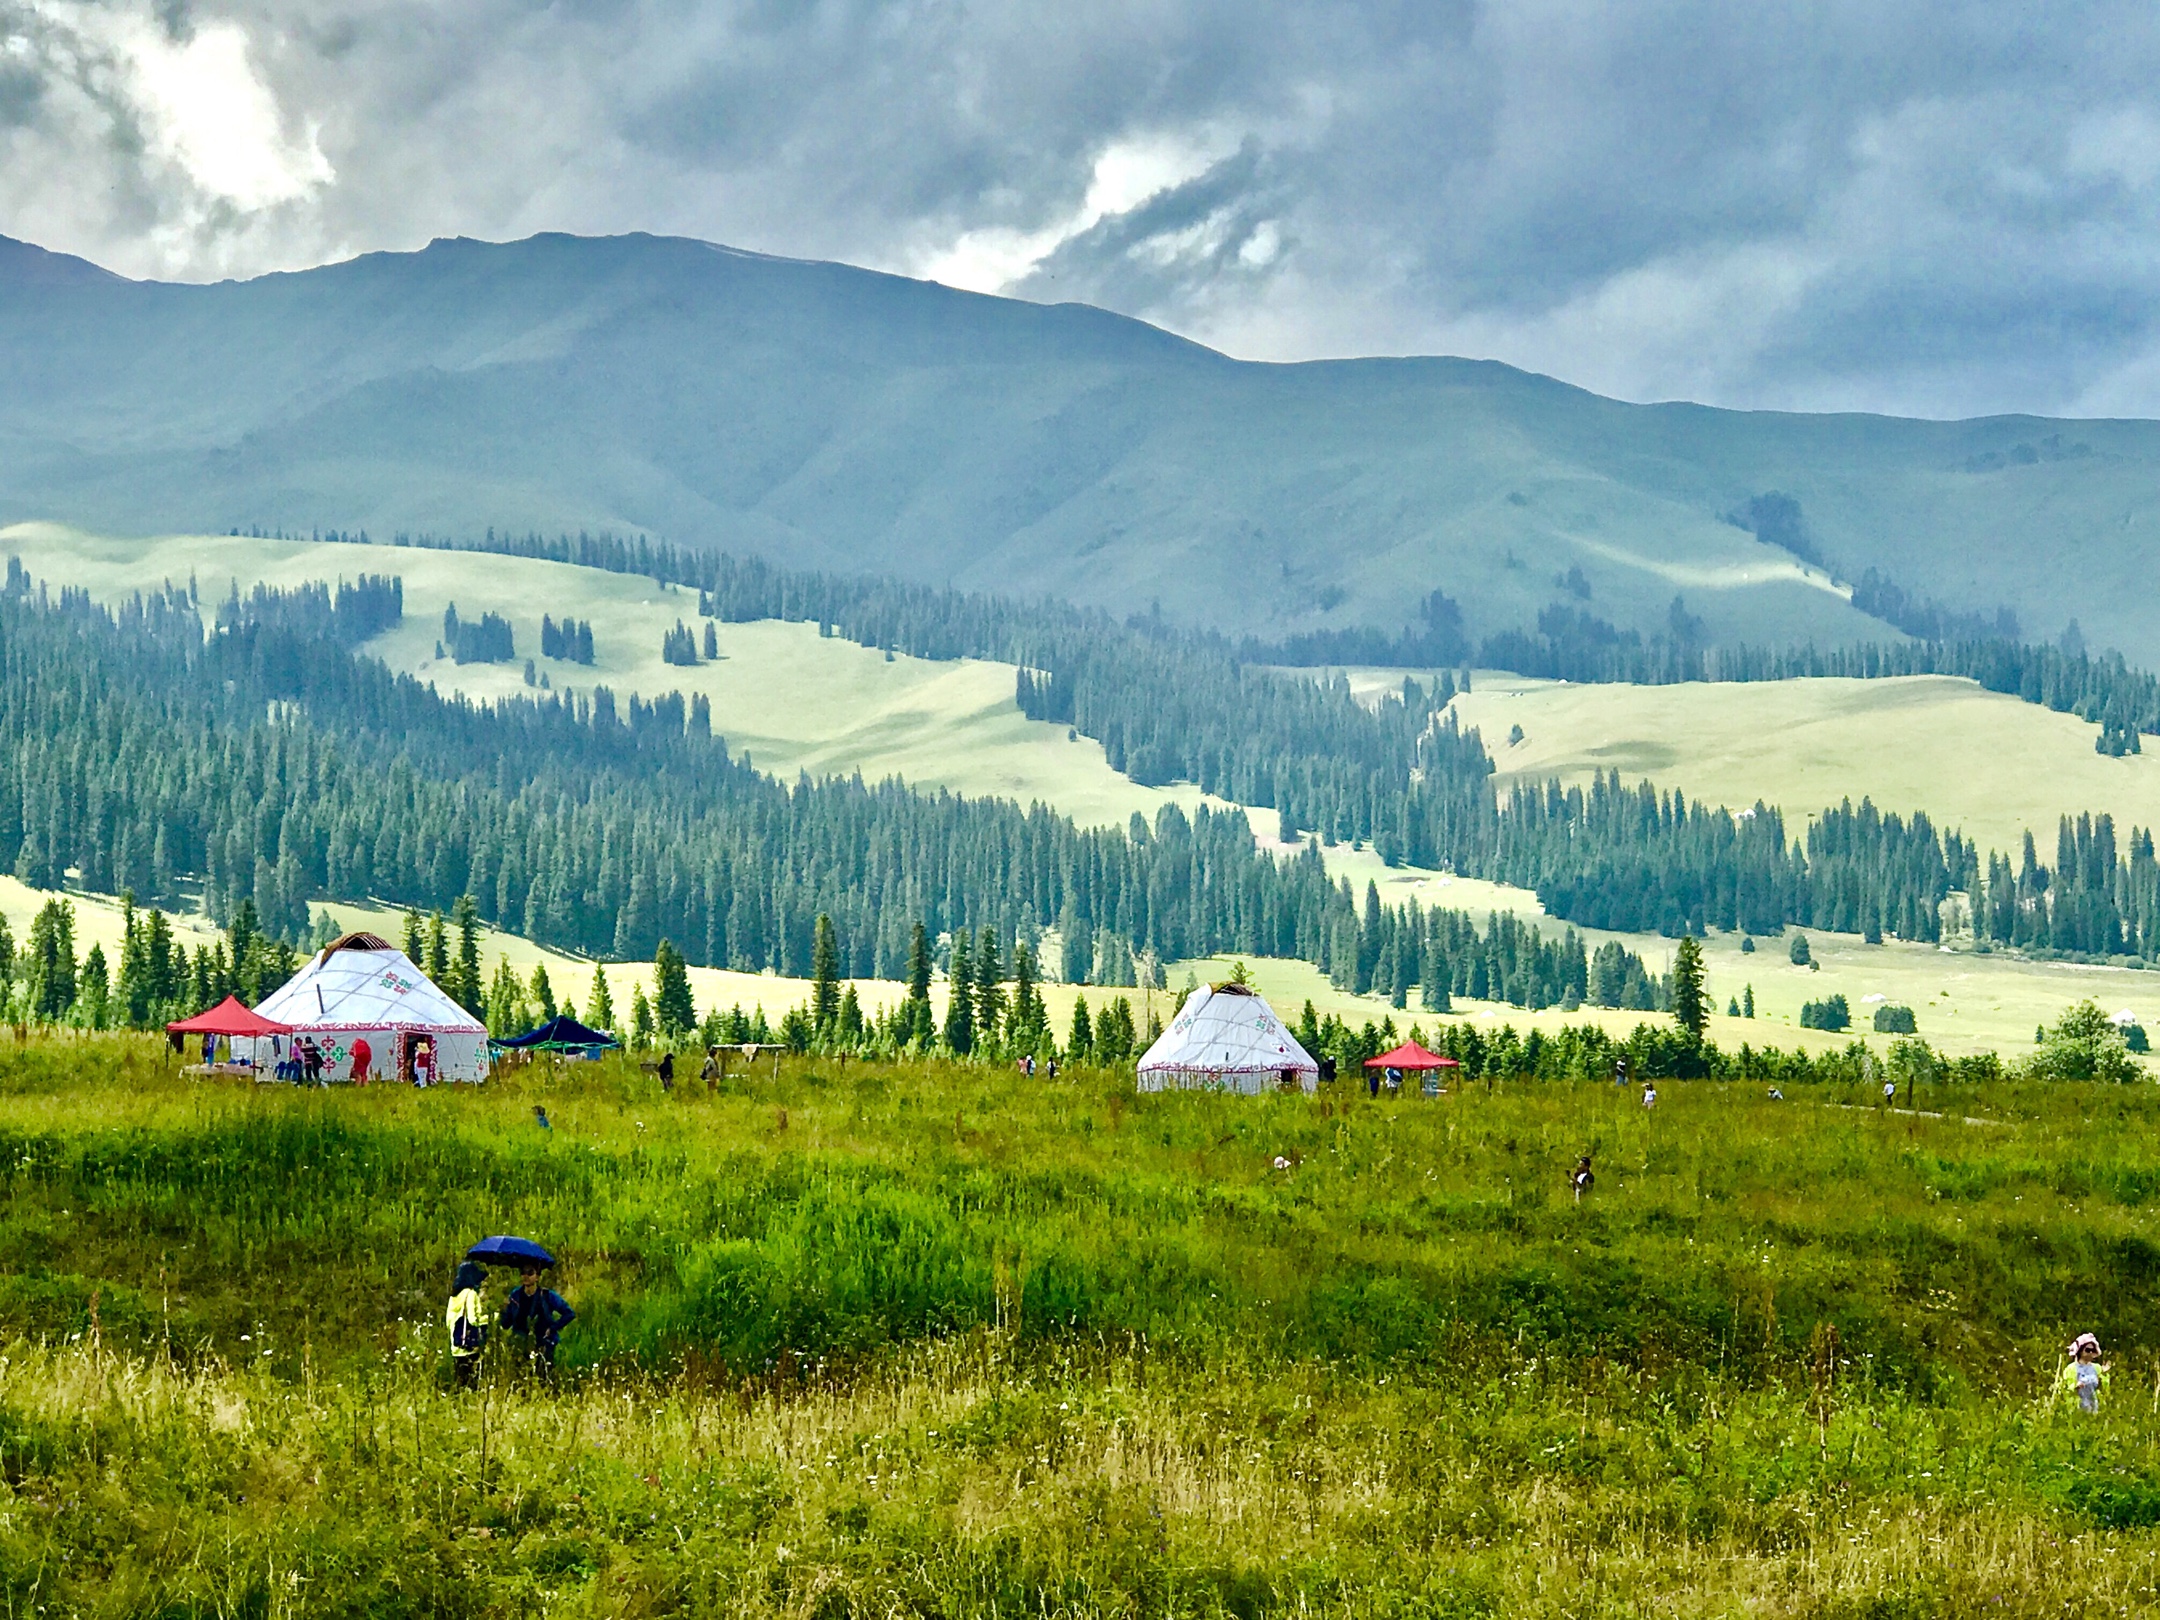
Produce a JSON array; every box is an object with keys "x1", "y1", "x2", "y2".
[
  {"x1": 446, "y1": 1260, "x2": 489, "y2": 1389},
  {"x1": 2054, "y1": 1332, "x2": 2110, "y2": 1413}
]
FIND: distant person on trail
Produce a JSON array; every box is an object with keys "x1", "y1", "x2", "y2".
[
  {"x1": 2056, "y1": 1333, "x2": 2110, "y2": 1413},
  {"x1": 498, "y1": 1265, "x2": 576, "y2": 1382},
  {"x1": 1642, "y1": 1084, "x2": 1657, "y2": 1111},
  {"x1": 1571, "y1": 1156, "x2": 1594, "y2": 1203},
  {"x1": 1614, "y1": 1056, "x2": 1629, "y2": 1088},
  {"x1": 700, "y1": 1048, "x2": 720, "y2": 1083},
  {"x1": 446, "y1": 1261, "x2": 489, "y2": 1390},
  {"x1": 350, "y1": 1036, "x2": 373, "y2": 1085},
  {"x1": 1883, "y1": 1079, "x2": 1897, "y2": 1108}
]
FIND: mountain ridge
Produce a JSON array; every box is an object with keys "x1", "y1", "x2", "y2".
[{"x1": 4, "y1": 228, "x2": 2157, "y2": 657}]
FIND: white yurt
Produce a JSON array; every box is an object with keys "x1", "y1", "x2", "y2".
[
  {"x1": 1136, "y1": 982, "x2": 1320, "y2": 1094},
  {"x1": 246, "y1": 932, "x2": 491, "y2": 1082}
]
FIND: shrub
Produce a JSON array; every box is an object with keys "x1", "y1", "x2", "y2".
[
  {"x1": 1873, "y1": 1004, "x2": 1918, "y2": 1034},
  {"x1": 2028, "y1": 1000, "x2": 2143, "y2": 1083},
  {"x1": 1789, "y1": 933, "x2": 1811, "y2": 966},
  {"x1": 1800, "y1": 994, "x2": 1850, "y2": 1032}
]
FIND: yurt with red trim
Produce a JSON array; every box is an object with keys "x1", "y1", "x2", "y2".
[{"x1": 247, "y1": 932, "x2": 490, "y2": 1082}]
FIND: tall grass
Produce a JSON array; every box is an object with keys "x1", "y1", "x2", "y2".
[{"x1": 7, "y1": 1037, "x2": 2160, "y2": 1610}]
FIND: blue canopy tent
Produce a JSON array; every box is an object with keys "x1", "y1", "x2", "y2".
[{"x1": 494, "y1": 1014, "x2": 618, "y2": 1054}]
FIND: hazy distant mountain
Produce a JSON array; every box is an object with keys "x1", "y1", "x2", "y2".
[{"x1": 4, "y1": 229, "x2": 2157, "y2": 659}]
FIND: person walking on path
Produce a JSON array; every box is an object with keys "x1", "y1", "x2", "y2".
[
  {"x1": 2055, "y1": 1333, "x2": 2111, "y2": 1413},
  {"x1": 1642, "y1": 1083, "x2": 1657, "y2": 1111},
  {"x1": 498, "y1": 1265, "x2": 576, "y2": 1383},
  {"x1": 446, "y1": 1261, "x2": 489, "y2": 1389}
]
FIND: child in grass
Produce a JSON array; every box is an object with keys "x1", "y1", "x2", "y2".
[
  {"x1": 2056, "y1": 1333, "x2": 2110, "y2": 1413},
  {"x1": 446, "y1": 1261, "x2": 489, "y2": 1390}
]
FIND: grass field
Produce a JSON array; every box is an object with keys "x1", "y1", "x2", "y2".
[{"x1": 11, "y1": 1038, "x2": 2160, "y2": 1612}]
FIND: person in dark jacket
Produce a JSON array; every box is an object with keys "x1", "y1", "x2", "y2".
[{"x1": 498, "y1": 1265, "x2": 575, "y2": 1382}]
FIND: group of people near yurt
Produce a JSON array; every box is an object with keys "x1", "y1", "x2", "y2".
[{"x1": 166, "y1": 932, "x2": 491, "y2": 1084}]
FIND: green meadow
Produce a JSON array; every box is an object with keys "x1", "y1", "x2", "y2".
[
  {"x1": 7, "y1": 1038, "x2": 2160, "y2": 1612},
  {"x1": 1446, "y1": 669, "x2": 2160, "y2": 862}
]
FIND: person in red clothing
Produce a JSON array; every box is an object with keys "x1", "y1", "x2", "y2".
[{"x1": 350, "y1": 1036, "x2": 373, "y2": 1085}]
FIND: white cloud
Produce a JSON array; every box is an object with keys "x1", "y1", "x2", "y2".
[
  {"x1": 914, "y1": 127, "x2": 1238, "y2": 294},
  {"x1": 116, "y1": 14, "x2": 332, "y2": 210}
]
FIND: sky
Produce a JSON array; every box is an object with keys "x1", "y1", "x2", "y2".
[{"x1": 3, "y1": 0, "x2": 2158, "y2": 419}]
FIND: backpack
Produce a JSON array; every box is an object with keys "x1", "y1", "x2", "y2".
[{"x1": 452, "y1": 1298, "x2": 487, "y2": 1354}]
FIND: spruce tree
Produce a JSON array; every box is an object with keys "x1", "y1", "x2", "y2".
[
  {"x1": 975, "y1": 927, "x2": 1005, "y2": 1049},
  {"x1": 78, "y1": 945, "x2": 110, "y2": 1030},
  {"x1": 837, "y1": 983, "x2": 864, "y2": 1046},
  {"x1": 1009, "y1": 942, "x2": 1045, "y2": 1049},
  {"x1": 529, "y1": 963, "x2": 556, "y2": 1022},
  {"x1": 1067, "y1": 997, "x2": 1094, "y2": 1061},
  {"x1": 452, "y1": 895, "x2": 484, "y2": 1015},
  {"x1": 425, "y1": 911, "x2": 449, "y2": 985},
  {"x1": 24, "y1": 899, "x2": 75, "y2": 1022},
  {"x1": 905, "y1": 922, "x2": 933, "y2": 1044},
  {"x1": 943, "y1": 931, "x2": 975, "y2": 1055},
  {"x1": 1671, "y1": 935, "x2": 1709, "y2": 1043},
  {"x1": 402, "y1": 908, "x2": 424, "y2": 963},
  {"x1": 631, "y1": 985, "x2": 655, "y2": 1049},
  {"x1": 810, "y1": 914, "x2": 840, "y2": 1032},
  {"x1": 654, "y1": 939, "x2": 696, "y2": 1036},
  {"x1": 486, "y1": 956, "x2": 529, "y2": 1037},
  {"x1": 587, "y1": 965, "x2": 617, "y2": 1034},
  {"x1": 1743, "y1": 984, "x2": 1755, "y2": 1018}
]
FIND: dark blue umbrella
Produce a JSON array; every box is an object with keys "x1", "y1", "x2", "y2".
[{"x1": 465, "y1": 1235, "x2": 556, "y2": 1268}]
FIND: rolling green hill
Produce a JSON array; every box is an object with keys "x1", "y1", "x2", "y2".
[
  {"x1": 11, "y1": 524, "x2": 2153, "y2": 1058},
  {"x1": 1450, "y1": 669, "x2": 2160, "y2": 861},
  {"x1": 7, "y1": 230, "x2": 2160, "y2": 658}
]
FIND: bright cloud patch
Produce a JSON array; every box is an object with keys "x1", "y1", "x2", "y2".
[
  {"x1": 118, "y1": 15, "x2": 331, "y2": 210},
  {"x1": 917, "y1": 129, "x2": 1237, "y2": 294}
]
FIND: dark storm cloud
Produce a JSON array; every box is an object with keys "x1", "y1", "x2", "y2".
[{"x1": 4, "y1": 0, "x2": 2160, "y2": 415}]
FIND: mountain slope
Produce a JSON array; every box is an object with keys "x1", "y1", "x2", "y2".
[{"x1": 3, "y1": 230, "x2": 2157, "y2": 657}]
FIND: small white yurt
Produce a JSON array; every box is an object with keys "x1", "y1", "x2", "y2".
[
  {"x1": 247, "y1": 932, "x2": 491, "y2": 1083},
  {"x1": 1136, "y1": 982, "x2": 1320, "y2": 1095}
]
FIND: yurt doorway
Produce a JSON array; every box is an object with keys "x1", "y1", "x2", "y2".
[{"x1": 402, "y1": 1033, "x2": 439, "y2": 1087}]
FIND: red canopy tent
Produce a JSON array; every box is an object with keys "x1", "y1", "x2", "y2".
[
  {"x1": 1364, "y1": 1041, "x2": 1459, "y2": 1071},
  {"x1": 166, "y1": 996, "x2": 293, "y2": 1058}
]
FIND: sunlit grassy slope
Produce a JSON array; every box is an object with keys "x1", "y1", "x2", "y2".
[
  {"x1": 1446, "y1": 669, "x2": 2160, "y2": 858},
  {"x1": 9, "y1": 525, "x2": 2153, "y2": 1058},
  {"x1": 0, "y1": 523, "x2": 1201, "y2": 832}
]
